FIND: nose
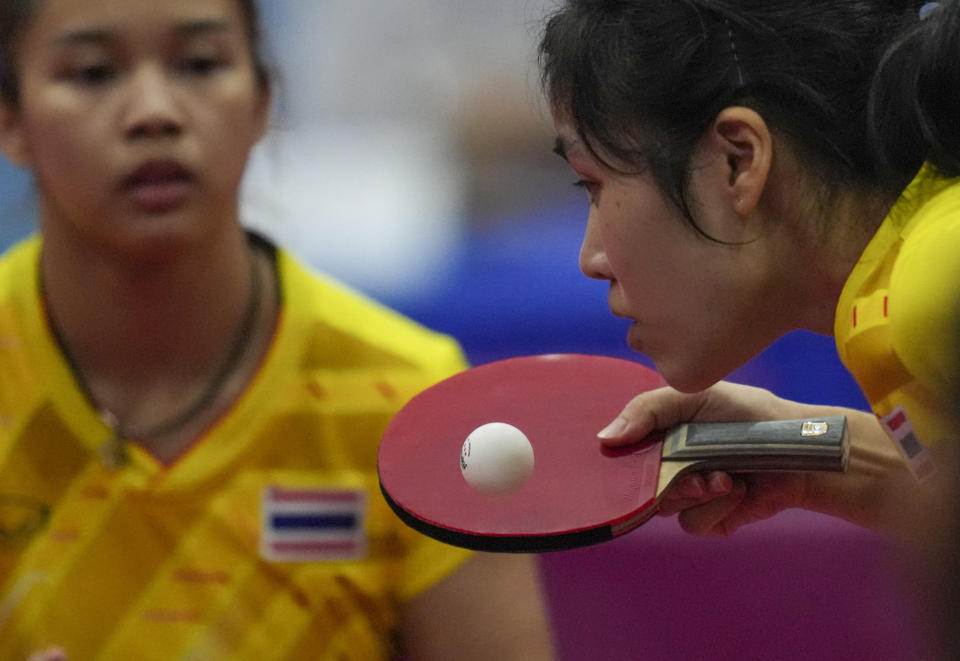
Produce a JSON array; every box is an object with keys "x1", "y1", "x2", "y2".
[
  {"x1": 123, "y1": 65, "x2": 183, "y2": 139},
  {"x1": 578, "y1": 208, "x2": 611, "y2": 281}
]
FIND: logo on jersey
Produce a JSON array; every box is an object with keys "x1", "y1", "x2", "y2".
[{"x1": 260, "y1": 486, "x2": 367, "y2": 562}]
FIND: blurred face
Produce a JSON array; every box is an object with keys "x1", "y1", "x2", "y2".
[
  {"x1": 0, "y1": 0, "x2": 269, "y2": 256},
  {"x1": 554, "y1": 119, "x2": 780, "y2": 392}
]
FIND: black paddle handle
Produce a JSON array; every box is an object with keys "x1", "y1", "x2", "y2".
[{"x1": 661, "y1": 416, "x2": 849, "y2": 472}]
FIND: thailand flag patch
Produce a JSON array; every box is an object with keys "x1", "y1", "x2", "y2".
[
  {"x1": 260, "y1": 486, "x2": 368, "y2": 562},
  {"x1": 880, "y1": 406, "x2": 935, "y2": 481}
]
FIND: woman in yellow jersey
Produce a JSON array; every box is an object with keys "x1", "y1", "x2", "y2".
[
  {"x1": 0, "y1": 1, "x2": 555, "y2": 659},
  {"x1": 539, "y1": 1, "x2": 959, "y2": 538}
]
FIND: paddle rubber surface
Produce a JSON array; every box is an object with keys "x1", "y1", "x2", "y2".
[{"x1": 378, "y1": 354, "x2": 668, "y2": 551}]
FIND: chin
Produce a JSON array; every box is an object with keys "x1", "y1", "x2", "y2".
[
  {"x1": 106, "y1": 221, "x2": 204, "y2": 268},
  {"x1": 660, "y1": 371, "x2": 723, "y2": 394},
  {"x1": 646, "y1": 354, "x2": 730, "y2": 394}
]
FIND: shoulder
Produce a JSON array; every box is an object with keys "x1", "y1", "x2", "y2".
[
  {"x1": 892, "y1": 176, "x2": 960, "y2": 301},
  {"x1": 0, "y1": 236, "x2": 40, "y2": 333},
  {"x1": 0, "y1": 236, "x2": 39, "y2": 299},
  {"x1": 275, "y1": 247, "x2": 468, "y2": 377},
  {"x1": 888, "y1": 177, "x2": 960, "y2": 397},
  {"x1": 0, "y1": 236, "x2": 44, "y2": 413}
]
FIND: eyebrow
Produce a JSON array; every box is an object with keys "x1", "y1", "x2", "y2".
[
  {"x1": 175, "y1": 19, "x2": 233, "y2": 38},
  {"x1": 53, "y1": 28, "x2": 111, "y2": 47},
  {"x1": 53, "y1": 19, "x2": 233, "y2": 48}
]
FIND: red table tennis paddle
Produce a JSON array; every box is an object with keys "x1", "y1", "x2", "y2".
[{"x1": 378, "y1": 354, "x2": 849, "y2": 552}]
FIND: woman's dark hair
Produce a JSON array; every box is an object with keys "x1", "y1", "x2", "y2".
[
  {"x1": 0, "y1": 0, "x2": 272, "y2": 105},
  {"x1": 869, "y1": 1, "x2": 960, "y2": 183},
  {"x1": 539, "y1": 0, "x2": 959, "y2": 234}
]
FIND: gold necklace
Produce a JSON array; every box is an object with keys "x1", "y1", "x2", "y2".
[{"x1": 40, "y1": 247, "x2": 263, "y2": 469}]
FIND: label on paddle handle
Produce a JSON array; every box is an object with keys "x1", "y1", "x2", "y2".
[{"x1": 661, "y1": 416, "x2": 849, "y2": 473}]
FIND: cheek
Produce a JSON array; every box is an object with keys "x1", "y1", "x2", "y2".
[
  {"x1": 19, "y1": 86, "x2": 105, "y2": 169},
  {"x1": 599, "y1": 213, "x2": 685, "y2": 298},
  {"x1": 201, "y1": 95, "x2": 265, "y2": 180},
  {"x1": 32, "y1": 124, "x2": 91, "y2": 169},
  {"x1": 26, "y1": 119, "x2": 109, "y2": 208},
  {"x1": 211, "y1": 76, "x2": 266, "y2": 137}
]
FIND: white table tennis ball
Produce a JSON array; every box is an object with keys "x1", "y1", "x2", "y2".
[{"x1": 460, "y1": 422, "x2": 534, "y2": 496}]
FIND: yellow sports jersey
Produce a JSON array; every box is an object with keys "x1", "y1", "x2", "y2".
[
  {"x1": 0, "y1": 236, "x2": 473, "y2": 660},
  {"x1": 835, "y1": 164, "x2": 960, "y2": 473}
]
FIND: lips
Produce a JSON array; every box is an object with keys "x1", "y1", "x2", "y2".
[
  {"x1": 608, "y1": 302, "x2": 642, "y2": 349},
  {"x1": 625, "y1": 321, "x2": 645, "y2": 352},
  {"x1": 123, "y1": 160, "x2": 195, "y2": 212},
  {"x1": 607, "y1": 300, "x2": 633, "y2": 321}
]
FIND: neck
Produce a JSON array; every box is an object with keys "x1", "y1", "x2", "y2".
[
  {"x1": 42, "y1": 228, "x2": 253, "y2": 378},
  {"x1": 40, "y1": 224, "x2": 279, "y2": 459},
  {"x1": 806, "y1": 191, "x2": 898, "y2": 334},
  {"x1": 762, "y1": 153, "x2": 898, "y2": 337}
]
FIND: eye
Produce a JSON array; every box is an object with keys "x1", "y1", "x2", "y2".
[
  {"x1": 67, "y1": 63, "x2": 117, "y2": 86},
  {"x1": 178, "y1": 55, "x2": 224, "y2": 76}
]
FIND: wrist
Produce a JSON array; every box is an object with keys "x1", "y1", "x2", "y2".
[{"x1": 799, "y1": 410, "x2": 921, "y2": 534}]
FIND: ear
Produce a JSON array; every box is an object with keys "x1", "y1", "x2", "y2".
[
  {"x1": 710, "y1": 106, "x2": 772, "y2": 217},
  {"x1": 0, "y1": 101, "x2": 31, "y2": 168}
]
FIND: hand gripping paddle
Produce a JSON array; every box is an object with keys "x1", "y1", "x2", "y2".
[{"x1": 377, "y1": 354, "x2": 849, "y2": 552}]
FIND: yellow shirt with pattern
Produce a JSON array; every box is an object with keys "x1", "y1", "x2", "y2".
[
  {"x1": 0, "y1": 236, "x2": 473, "y2": 660},
  {"x1": 835, "y1": 164, "x2": 960, "y2": 453}
]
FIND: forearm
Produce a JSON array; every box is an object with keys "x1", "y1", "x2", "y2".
[
  {"x1": 796, "y1": 404, "x2": 936, "y2": 536},
  {"x1": 602, "y1": 382, "x2": 946, "y2": 538}
]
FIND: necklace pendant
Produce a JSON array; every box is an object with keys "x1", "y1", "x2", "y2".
[
  {"x1": 97, "y1": 410, "x2": 128, "y2": 469},
  {"x1": 98, "y1": 433, "x2": 128, "y2": 470}
]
